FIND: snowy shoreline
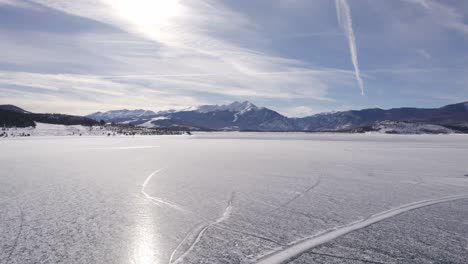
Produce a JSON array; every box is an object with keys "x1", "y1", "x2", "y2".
[
  {"x1": 2, "y1": 122, "x2": 468, "y2": 138},
  {"x1": 0, "y1": 122, "x2": 189, "y2": 138}
]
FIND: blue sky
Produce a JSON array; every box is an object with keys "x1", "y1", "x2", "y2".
[{"x1": 0, "y1": 0, "x2": 467, "y2": 116}]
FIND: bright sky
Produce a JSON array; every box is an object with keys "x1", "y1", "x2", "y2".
[{"x1": 0, "y1": 0, "x2": 467, "y2": 116}]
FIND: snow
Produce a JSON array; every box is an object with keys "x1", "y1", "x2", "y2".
[
  {"x1": 120, "y1": 119, "x2": 138, "y2": 124},
  {"x1": 138, "y1": 116, "x2": 170, "y2": 128},
  {"x1": 1, "y1": 122, "x2": 112, "y2": 137},
  {"x1": 171, "y1": 192, "x2": 234, "y2": 264},
  {"x1": 141, "y1": 168, "x2": 185, "y2": 211},
  {"x1": 197, "y1": 101, "x2": 257, "y2": 114},
  {"x1": 232, "y1": 113, "x2": 240, "y2": 122},
  {"x1": 88, "y1": 109, "x2": 156, "y2": 120},
  {"x1": 1, "y1": 133, "x2": 468, "y2": 263},
  {"x1": 372, "y1": 120, "x2": 454, "y2": 134}
]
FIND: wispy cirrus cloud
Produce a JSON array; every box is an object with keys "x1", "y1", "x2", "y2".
[
  {"x1": 0, "y1": 70, "x2": 203, "y2": 114},
  {"x1": 1, "y1": 0, "x2": 467, "y2": 114},
  {"x1": 403, "y1": 0, "x2": 468, "y2": 35},
  {"x1": 0, "y1": 0, "x2": 36, "y2": 9},
  {"x1": 404, "y1": 0, "x2": 430, "y2": 9},
  {"x1": 0, "y1": 0, "x2": 352, "y2": 114}
]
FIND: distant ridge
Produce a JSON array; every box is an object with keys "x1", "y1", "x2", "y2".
[
  {"x1": 87, "y1": 109, "x2": 156, "y2": 122},
  {"x1": 0, "y1": 104, "x2": 30, "y2": 114},
  {"x1": 85, "y1": 101, "x2": 468, "y2": 132},
  {"x1": 2, "y1": 101, "x2": 467, "y2": 132}
]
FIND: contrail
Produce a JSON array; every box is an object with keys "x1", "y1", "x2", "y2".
[{"x1": 335, "y1": 0, "x2": 365, "y2": 95}]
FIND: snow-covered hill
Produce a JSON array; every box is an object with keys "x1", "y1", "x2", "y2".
[{"x1": 369, "y1": 121, "x2": 456, "y2": 134}]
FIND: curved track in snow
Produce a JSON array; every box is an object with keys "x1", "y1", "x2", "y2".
[
  {"x1": 141, "y1": 168, "x2": 185, "y2": 211},
  {"x1": 255, "y1": 195, "x2": 468, "y2": 264},
  {"x1": 170, "y1": 192, "x2": 235, "y2": 264}
]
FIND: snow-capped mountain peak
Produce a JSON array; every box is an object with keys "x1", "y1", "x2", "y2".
[
  {"x1": 87, "y1": 109, "x2": 156, "y2": 120},
  {"x1": 196, "y1": 101, "x2": 258, "y2": 113}
]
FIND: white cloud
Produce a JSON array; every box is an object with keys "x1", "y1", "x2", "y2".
[
  {"x1": 0, "y1": 71, "x2": 203, "y2": 114},
  {"x1": 404, "y1": 0, "x2": 468, "y2": 36},
  {"x1": 22, "y1": 0, "x2": 353, "y2": 105},
  {"x1": 0, "y1": 68, "x2": 353, "y2": 114},
  {"x1": 416, "y1": 49, "x2": 431, "y2": 60},
  {"x1": 4, "y1": 0, "x2": 464, "y2": 113},
  {"x1": 404, "y1": 0, "x2": 430, "y2": 9},
  {"x1": 0, "y1": 0, "x2": 37, "y2": 9},
  {"x1": 279, "y1": 105, "x2": 332, "y2": 117}
]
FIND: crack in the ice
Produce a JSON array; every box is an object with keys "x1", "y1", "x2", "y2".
[
  {"x1": 305, "y1": 251, "x2": 387, "y2": 264},
  {"x1": 270, "y1": 178, "x2": 321, "y2": 213},
  {"x1": 168, "y1": 222, "x2": 206, "y2": 264},
  {"x1": 213, "y1": 224, "x2": 285, "y2": 246},
  {"x1": 364, "y1": 245, "x2": 405, "y2": 260},
  {"x1": 5, "y1": 203, "x2": 24, "y2": 264},
  {"x1": 169, "y1": 192, "x2": 235, "y2": 264}
]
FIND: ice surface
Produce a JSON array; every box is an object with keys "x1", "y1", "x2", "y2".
[
  {"x1": 290, "y1": 199, "x2": 468, "y2": 264},
  {"x1": 256, "y1": 195, "x2": 468, "y2": 264},
  {"x1": 1, "y1": 133, "x2": 468, "y2": 263}
]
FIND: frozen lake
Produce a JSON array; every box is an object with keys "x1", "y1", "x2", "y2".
[{"x1": 1, "y1": 133, "x2": 468, "y2": 263}]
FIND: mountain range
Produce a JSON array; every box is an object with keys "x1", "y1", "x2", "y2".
[
  {"x1": 2, "y1": 101, "x2": 468, "y2": 133},
  {"x1": 86, "y1": 101, "x2": 468, "y2": 132}
]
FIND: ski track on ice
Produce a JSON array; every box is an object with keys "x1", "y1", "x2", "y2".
[
  {"x1": 86, "y1": 146, "x2": 160, "y2": 150},
  {"x1": 255, "y1": 195, "x2": 468, "y2": 264},
  {"x1": 109, "y1": 146, "x2": 159, "y2": 150},
  {"x1": 270, "y1": 178, "x2": 321, "y2": 213},
  {"x1": 170, "y1": 192, "x2": 235, "y2": 264},
  {"x1": 168, "y1": 222, "x2": 206, "y2": 264},
  {"x1": 141, "y1": 168, "x2": 185, "y2": 212},
  {"x1": 5, "y1": 203, "x2": 24, "y2": 264}
]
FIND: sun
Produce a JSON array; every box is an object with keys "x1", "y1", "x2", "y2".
[{"x1": 105, "y1": 0, "x2": 184, "y2": 28}]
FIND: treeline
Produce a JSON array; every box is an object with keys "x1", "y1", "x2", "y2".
[
  {"x1": 0, "y1": 107, "x2": 99, "y2": 128},
  {"x1": 31, "y1": 113, "x2": 99, "y2": 126},
  {"x1": 0, "y1": 110, "x2": 36, "y2": 127}
]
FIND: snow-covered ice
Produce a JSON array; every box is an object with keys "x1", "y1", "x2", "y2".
[
  {"x1": 1, "y1": 133, "x2": 468, "y2": 263},
  {"x1": 289, "y1": 199, "x2": 468, "y2": 264}
]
